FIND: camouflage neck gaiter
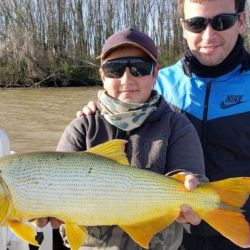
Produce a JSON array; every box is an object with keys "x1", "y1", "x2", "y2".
[{"x1": 98, "y1": 90, "x2": 160, "y2": 131}]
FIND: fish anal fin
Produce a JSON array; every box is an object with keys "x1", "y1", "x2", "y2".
[
  {"x1": 199, "y1": 208, "x2": 250, "y2": 248},
  {"x1": 7, "y1": 220, "x2": 39, "y2": 246},
  {"x1": 65, "y1": 223, "x2": 87, "y2": 250},
  {"x1": 86, "y1": 139, "x2": 129, "y2": 165},
  {"x1": 120, "y1": 210, "x2": 180, "y2": 249}
]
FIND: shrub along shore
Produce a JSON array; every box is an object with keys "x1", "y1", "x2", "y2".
[{"x1": 1, "y1": 0, "x2": 250, "y2": 88}]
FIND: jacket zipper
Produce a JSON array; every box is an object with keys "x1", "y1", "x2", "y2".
[
  {"x1": 203, "y1": 81, "x2": 211, "y2": 121},
  {"x1": 201, "y1": 81, "x2": 211, "y2": 152}
]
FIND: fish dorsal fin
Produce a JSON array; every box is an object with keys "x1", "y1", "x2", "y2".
[
  {"x1": 65, "y1": 223, "x2": 87, "y2": 250},
  {"x1": 7, "y1": 220, "x2": 39, "y2": 246},
  {"x1": 120, "y1": 210, "x2": 180, "y2": 249},
  {"x1": 86, "y1": 139, "x2": 129, "y2": 165},
  {"x1": 171, "y1": 173, "x2": 186, "y2": 183}
]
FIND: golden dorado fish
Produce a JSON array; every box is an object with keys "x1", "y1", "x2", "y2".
[{"x1": 0, "y1": 139, "x2": 250, "y2": 249}]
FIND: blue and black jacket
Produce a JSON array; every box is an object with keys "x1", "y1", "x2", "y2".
[{"x1": 155, "y1": 54, "x2": 250, "y2": 236}]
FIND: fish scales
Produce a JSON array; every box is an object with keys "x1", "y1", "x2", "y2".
[
  {"x1": 0, "y1": 152, "x2": 184, "y2": 225},
  {"x1": 0, "y1": 152, "x2": 223, "y2": 222}
]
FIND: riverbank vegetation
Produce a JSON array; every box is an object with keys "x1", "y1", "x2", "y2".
[{"x1": 0, "y1": 0, "x2": 250, "y2": 87}]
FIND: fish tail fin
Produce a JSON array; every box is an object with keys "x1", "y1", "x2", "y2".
[
  {"x1": 199, "y1": 177, "x2": 250, "y2": 248},
  {"x1": 208, "y1": 177, "x2": 250, "y2": 207}
]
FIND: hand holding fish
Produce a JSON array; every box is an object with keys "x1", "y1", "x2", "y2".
[
  {"x1": 35, "y1": 217, "x2": 63, "y2": 229},
  {"x1": 176, "y1": 173, "x2": 201, "y2": 225}
]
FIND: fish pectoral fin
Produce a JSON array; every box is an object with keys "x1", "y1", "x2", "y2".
[
  {"x1": 65, "y1": 223, "x2": 87, "y2": 250},
  {"x1": 7, "y1": 220, "x2": 39, "y2": 246},
  {"x1": 171, "y1": 173, "x2": 186, "y2": 183},
  {"x1": 85, "y1": 139, "x2": 129, "y2": 166},
  {"x1": 120, "y1": 211, "x2": 180, "y2": 249}
]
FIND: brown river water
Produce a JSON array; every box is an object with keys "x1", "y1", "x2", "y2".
[{"x1": 0, "y1": 87, "x2": 100, "y2": 153}]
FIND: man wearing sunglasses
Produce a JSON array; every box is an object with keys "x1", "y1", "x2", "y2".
[{"x1": 155, "y1": 0, "x2": 250, "y2": 250}]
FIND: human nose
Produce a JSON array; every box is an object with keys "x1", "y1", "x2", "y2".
[
  {"x1": 120, "y1": 67, "x2": 133, "y2": 85},
  {"x1": 201, "y1": 24, "x2": 217, "y2": 41}
]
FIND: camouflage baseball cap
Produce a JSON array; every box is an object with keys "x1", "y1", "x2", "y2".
[{"x1": 100, "y1": 28, "x2": 158, "y2": 63}]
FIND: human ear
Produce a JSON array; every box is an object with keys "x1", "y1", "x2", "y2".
[
  {"x1": 183, "y1": 30, "x2": 187, "y2": 39},
  {"x1": 180, "y1": 19, "x2": 188, "y2": 39},
  {"x1": 238, "y1": 11, "x2": 246, "y2": 34},
  {"x1": 153, "y1": 64, "x2": 160, "y2": 78},
  {"x1": 99, "y1": 68, "x2": 105, "y2": 82}
]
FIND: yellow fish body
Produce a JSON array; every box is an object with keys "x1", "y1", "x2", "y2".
[{"x1": 0, "y1": 139, "x2": 249, "y2": 249}]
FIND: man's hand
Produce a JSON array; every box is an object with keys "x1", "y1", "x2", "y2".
[
  {"x1": 76, "y1": 101, "x2": 97, "y2": 117},
  {"x1": 177, "y1": 204, "x2": 201, "y2": 225},
  {"x1": 176, "y1": 174, "x2": 201, "y2": 225},
  {"x1": 34, "y1": 217, "x2": 63, "y2": 229}
]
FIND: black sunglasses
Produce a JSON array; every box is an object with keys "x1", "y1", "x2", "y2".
[
  {"x1": 182, "y1": 13, "x2": 240, "y2": 33},
  {"x1": 101, "y1": 57, "x2": 155, "y2": 78}
]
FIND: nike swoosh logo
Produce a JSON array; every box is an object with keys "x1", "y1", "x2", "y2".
[{"x1": 220, "y1": 101, "x2": 244, "y2": 109}]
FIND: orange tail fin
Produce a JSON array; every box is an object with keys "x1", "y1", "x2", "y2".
[{"x1": 198, "y1": 177, "x2": 250, "y2": 248}]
